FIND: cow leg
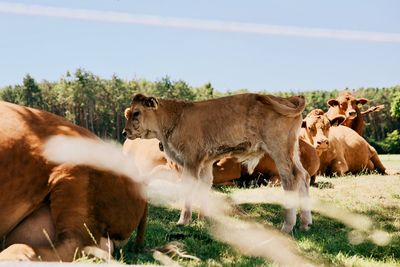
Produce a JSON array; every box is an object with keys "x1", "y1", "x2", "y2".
[
  {"x1": 268, "y1": 143, "x2": 311, "y2": 233},
  {"x1": 268, "y1": 154, "x2": 297, "y2": 233},
  {"x1": 32, "y1": 166, "x2": 101, "y2": 261},
  {"x1": 290, "y1": 138, "x2": 313, "y2": 230},
  {"x1": 176, "y1": 167, "x2": 199, "y2": 226},
  {"x1": 197, "y1": 164, "x2": 214, "y2": 220},
  {"x1": 4, "y1": 205, "x2": 55, "y2": 249},
  {"x1": 296, "y1": 167, "x2": 312, "y2": 231},
  {"x1": 177, "y1": 203, "x2": 192, "y2": 226},
  {"x1": 331, "y1": 159, "x2": 348, "y2": 176},
  {"x1": 370, "y1": 150, "x2": 386, "y2": 175}
]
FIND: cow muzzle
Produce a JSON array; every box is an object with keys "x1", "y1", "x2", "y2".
[
  {"x1": 122, "y1": 128, "x2": 138, "y2": 139},
  {"x1": 316, "y1": 139, "x2": 329, "y2": 151}
]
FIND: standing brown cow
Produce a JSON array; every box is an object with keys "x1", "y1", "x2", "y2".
[
  {"x1": 123, "y1": 93, "x2": 312, "y2": 233},
  {"x1": 301, "y1": 109, "x2": 386, "y2": 176},
  {"x1": 326, "y1": 91, "x2": 384, "y2": 136},
  {"x1": 0, "y1": 101, "x2": 147, "y2": 261}
]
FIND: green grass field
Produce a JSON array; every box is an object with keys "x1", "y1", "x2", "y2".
[{"x1": 116, "y1": 155, "x2": 400, "y2": 266}]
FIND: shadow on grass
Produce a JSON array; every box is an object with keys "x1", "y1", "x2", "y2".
[
  {"x1": 239, "y1": 203, "x2": 400, "y2": 263},
  {"x1": 115, "y1": 202, "x2": 399, "y2": 266},
  {"x1": 116, "y1": 205, "x2": 267, "y2": 266}
]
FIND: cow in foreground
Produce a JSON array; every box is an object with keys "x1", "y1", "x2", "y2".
[
  {"x1": 326, "y1": 91, "x2": 384, "y2": 136},
  {"x1": 300, "y1": 109, "x2": 386, "y2": 176},
  {"x1": 123, "y1": 93, "x2": 312, "y2": 232},
  {"x1": 0, "y1": 101, "x2": 147, "y2": 261}
]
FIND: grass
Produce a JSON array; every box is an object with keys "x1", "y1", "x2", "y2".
[
  {"x1": 379, "y1": 154, "x2": 400, "y2": 173},
  {"x1": 114, "y1": 155, "x2": 400, "y2": 266}
]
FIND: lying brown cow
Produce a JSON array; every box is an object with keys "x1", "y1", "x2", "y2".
[
  {"x1": 239, "y1": 139, "x2": 320, "y2": 186},
  {"x1": 212, "y1": 139, "x2": 320, "y2": 186},
  {"x1": 122, "y1": 138, "x2": 174, "y2": 174},
  {"x1": 122, "y1": 138, "x2": 233, "y2": 183},
  {"x1": 123, "y1": 137, "x2": 319, "y2": 186},
  {"x1": 300, "y1": 109, "x2": 386, "y2": 176},
  {"x1": 123, "y1": 93, "x2": 312, "y2": 233},
  {"x1": 0, "y1": 101, "x2": 147, "y2": 261},
  {"x1": 326, "y1": 91, "x2": 384, "y2": 136}
]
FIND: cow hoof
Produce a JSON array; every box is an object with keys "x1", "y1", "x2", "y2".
[
  {"x1": 300, "y1": 223, "x2": 312, "y2": 231},
  {"x1": 300, "y1": 210, "x2": 313, "y2": 228},
  {"x1": 176, "y1": 218, "x2": 191, "y2": 226},
  {"x1": 177, "y1": 209, "x2": 192, "y2": 226},
  {"x1": 0, "y1": 244, "x2": 37, "y2": 261},
  {"x1": 281, "y1": 223, "x2": 295, "y2": 233},
  {"x1": 176, "y1": 217, "x2": 191, "y2": 226}
]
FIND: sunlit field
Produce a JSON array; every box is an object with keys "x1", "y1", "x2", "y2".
[{"x1": 110, "y1": 156, "x2": 400, "y2": 266}]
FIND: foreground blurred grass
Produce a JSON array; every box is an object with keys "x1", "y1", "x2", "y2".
[{"x1": 115, "y1": 155, "x2": 400, "y2": 266}]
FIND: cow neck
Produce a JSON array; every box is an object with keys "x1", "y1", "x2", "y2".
[
  {"x1": 157, "y1": 99, "x2": 187, "y2": 142},
  {"x1": 351, "y1": 108, "x2": 364, "y2": 136}
]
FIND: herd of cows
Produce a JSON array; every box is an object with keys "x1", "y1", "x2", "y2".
[{"x1": 0, "y1": 90, "x2": 386, "y2": 262}]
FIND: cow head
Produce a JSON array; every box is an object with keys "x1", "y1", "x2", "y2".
[
  {"x1": 122, "y1": 94, "x2": 159, "y2": 140},
  {"x1": 301, "y1": 109, "x2": 345, "y2": 153},
  {"x1": 327, "y1": 91, "x2": 368, "y2": 120}
]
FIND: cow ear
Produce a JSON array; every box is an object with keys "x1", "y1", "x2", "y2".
[
  {"x1": 356, "y1": 98, "x2": 368, "y2": 106},
  {"x1": 124, "y1": 108, "x2": 131, "y2": 119},
  {"x1": 301, "y1": 120, "x2": 307, "y2": 128},
  {"x1": 327, "y1": 99, "x2": 339, "y2": 107},
  {"x1": 330, "y1": 115, "x2": 346, "y2": 127},
  {"x1": 144, "y1": 97, "x2": 158, "y2": 109}
]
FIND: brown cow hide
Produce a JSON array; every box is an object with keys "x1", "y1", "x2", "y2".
[{"x1": 0, "y1": 101, "x2": 147, "y2": 261}]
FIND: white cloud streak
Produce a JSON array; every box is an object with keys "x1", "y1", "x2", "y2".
[{"x1": 1, "y1": 2, "x2": 400, "y2": 43}]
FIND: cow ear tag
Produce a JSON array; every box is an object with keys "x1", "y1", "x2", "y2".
[{"x1": 357, "y1": 103, "x2": 363, "y2": 109}]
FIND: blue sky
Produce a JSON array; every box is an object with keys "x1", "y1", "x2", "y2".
[{"x1": 0, "y1": 0, "x2": 399, "y2": 92}]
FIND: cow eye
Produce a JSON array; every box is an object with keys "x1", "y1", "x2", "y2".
[{"x1": 132, "y1": 111, "x2": 141, "y2": 118}]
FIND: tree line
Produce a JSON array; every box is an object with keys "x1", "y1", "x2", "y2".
[{"x1": 1, "y1": 69, "x2": 399, "y2": 153}]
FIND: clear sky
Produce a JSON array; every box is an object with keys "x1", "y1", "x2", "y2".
[{"x1": 0, "y1": 0, "x2": 399, "y2": 92}]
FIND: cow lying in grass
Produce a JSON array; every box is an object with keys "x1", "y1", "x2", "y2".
[
  {"x1": 300, "y1": 109, "x2": 386, "y2": 176},
  {"x1": 326, "y1": 91, "x2": 384, "y2": 136},
  {"x1": 123, "y1": 93, "x2": 312, "y2": 233},
  {"x1": 123, "y1": 138, "x2": 319, "y2": 186},
  {"x1": 237, "y1": 139, "x2": 320, "y2": 186},
  {"x1": 0, "y1": 101, "x2": 147, "y2": 261},
  {"x1": 122, "y1": 138, "x2": 245, "y2": 185}
]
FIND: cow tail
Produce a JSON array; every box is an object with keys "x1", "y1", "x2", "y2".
[
  {"x1": 133, "y1": 202, "x2": 148, "y2": 250},
  {"x1": 256, "y1": 95, "x2": 306, "y2": 117}
]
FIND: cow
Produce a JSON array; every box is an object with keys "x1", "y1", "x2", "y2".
[
  {"x1": 0, "y1": 101, "x2": 147, "y2": 261},
  {"x1": 326, "y1": 91, "x2": 384, "y2": 136},
  {"x1": 1, "y1": 205, "x2": 115, "y2": 261},
  {"x1": 122, "y1": 138, "x2": 241, "y2": 185},
  {"x1": 300, "y1": 109, "x2": 386, "y2": 176},
  {"x1": 123, "y1": 93, "x2": 312, "y2": 233},
  {"x1": 241, "y1": 139, "x2": 320, "y2": 186},
  {"x1": 122, "y1": 138, "x2": 176, "y2": 175},
  {"x1": 123, "y1": 137, "x2": 320, "y2": 187}
]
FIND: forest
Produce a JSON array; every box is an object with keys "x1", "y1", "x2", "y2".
[{"x1": 1, "y1": 69, "x2": 399, "y2": 153}]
